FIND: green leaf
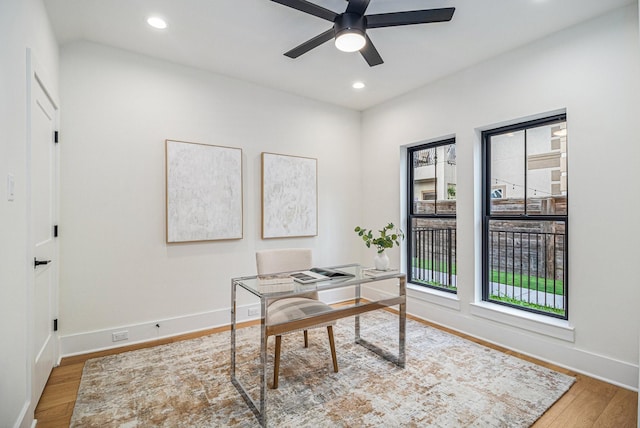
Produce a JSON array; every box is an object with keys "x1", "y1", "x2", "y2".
[{"x1": 355, "y1": 223, "x2": 404, "y2": 251}]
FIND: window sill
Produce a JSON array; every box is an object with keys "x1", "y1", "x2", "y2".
[
  {"x1": 407, "y1": 283, "x2": 461, "y2": 311},
  {"x1": 469, "y1": 302, "x2": 575, "y2": 342}
]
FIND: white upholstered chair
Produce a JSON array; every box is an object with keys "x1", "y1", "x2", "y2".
[{"x1": 256, "y1": 248, "x2": 338, "y2": 388}]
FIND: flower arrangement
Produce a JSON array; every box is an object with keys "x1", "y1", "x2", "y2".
[{"x1": 354, "y1": 223, "x2": 405, "y2": 254}]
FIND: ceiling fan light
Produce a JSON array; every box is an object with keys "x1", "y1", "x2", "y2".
[
  {"x1": 335, "y1": 31, "x2": 366, "y2": 52},
  {"x1": 147, "y1": 16, "x2": 167, "y2": 29}
]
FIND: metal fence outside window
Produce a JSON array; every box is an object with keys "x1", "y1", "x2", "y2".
[
  {"x1": 410, "y1": 227, "x2": 457, "y2": 291},
  {"x1": 487, "y1": 226, "x2": 566, "y2": 317}
]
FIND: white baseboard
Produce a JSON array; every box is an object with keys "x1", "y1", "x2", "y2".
[
  {"x1": 14, "y1": 399, "x2": 32, "y2": 428},
  {"x1": 59, "y1": 287, "x2": 355, "y2": 358},
  {"x1": 59, "y1": 286, "x2": 638, "y2": 391},
  {"x1": 59, "y1": 307, "x2": 230, "y2": 358}
]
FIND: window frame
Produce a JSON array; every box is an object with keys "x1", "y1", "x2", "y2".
[
  {"x1": 407, "y1": 138, "x2": 457, "y2": 293},
  {"x1": 481, "y1": 114, "x2": 569, "y2": 319}
]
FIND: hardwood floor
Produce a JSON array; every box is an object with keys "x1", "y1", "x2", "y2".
[{"x1": 35, "y1": 316, "x2": 638, "y2": 427}]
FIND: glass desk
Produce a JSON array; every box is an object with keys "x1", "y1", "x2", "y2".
[{"x1": 230, "y1": 264, "x2": 406, "y2": 427}]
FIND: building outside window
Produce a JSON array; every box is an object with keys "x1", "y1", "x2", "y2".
[
  {"x1": 482, "y1": 114, "x2": 568, "y2": 319},
  {"x1": 407, "y1": 139, "x2": 457, "y2": 292}
]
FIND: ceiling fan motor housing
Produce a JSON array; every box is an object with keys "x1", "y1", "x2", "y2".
[{"x1": 334, "y1": 13, "x2": 366, "y2": 38}]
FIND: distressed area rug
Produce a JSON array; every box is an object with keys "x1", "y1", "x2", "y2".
[{"x1": 71, "y1": 311, "x2": 574, "y2": 427}]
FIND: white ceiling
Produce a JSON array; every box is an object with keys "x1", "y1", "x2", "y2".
[{"x1": 43, "y1": 0, "x2": 634, "y2": 111}]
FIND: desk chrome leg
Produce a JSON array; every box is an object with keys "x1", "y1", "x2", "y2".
[
  {"x1": 259, "y1": 297, "x2": 268, "y2": 426},
  {"x1": 354, "y1": 277, "x2": 406, "y2": 369},
  {"x1": 398, "y1": 276, "x2": 406, "y2": 368},
  {"x1": 230, "y1": 282, "x2": 269, "y2": 427},
  {"x1": 354, "y1": 283, "x2": 361, "y2": 342},
  {"x1": 231, "y1": 279, "x2": 236, "y2": 381}
]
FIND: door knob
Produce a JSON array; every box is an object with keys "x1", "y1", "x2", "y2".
[{"x1": 34, "y1": 258, "x2": 51, "y2": 268}]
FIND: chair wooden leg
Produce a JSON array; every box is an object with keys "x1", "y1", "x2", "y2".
[
  {"x1": 273, "y1": 335, "x2": 282, "y2": 389},
  {"x1": 327, "y1": 326, "x2": 338, "y2": 373},
  {"x1": 303, "y1": 330, "x2": 309, "y2": 348}
]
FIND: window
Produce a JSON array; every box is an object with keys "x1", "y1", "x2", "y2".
[
  {"x1": 482, "y1": 114, "x2": 568, "y2": 319},
  {"x1": 407, "y1": 139, "x2": 457, "y2": 292}
]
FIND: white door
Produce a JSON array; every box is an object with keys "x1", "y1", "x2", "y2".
[{"x1": 29, "y1": 53, "x2": 58, "y2": 408}]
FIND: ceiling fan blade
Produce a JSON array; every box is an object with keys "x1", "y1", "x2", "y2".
[
  {"x1": 360, "y1": 34, "x2": 383, "y2": 67},
  {"x1": 366, "y1": 8, "x2": 455, "y2": 28},
  {"x1": 284, "y1": 28, "x2": 335, "y2": 58},
  {"x1": 270, "y1": 0, "x2": 337, "y2": 22},
  {"x1": 345, "y1": 0, "x2": 371, "y2": 15}
]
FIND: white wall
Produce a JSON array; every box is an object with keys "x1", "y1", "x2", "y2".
[
  {"x1": 362, "y1": 4, "x2": 640, "y2": 389},
  {"x1": 5, "y1": 6, "x2": 637, "y2": 426},
  {"x1": 0, "y1": 0, "x2": 58, "y2": 426},
  {"x1": 57, "y1": 41, "x2": 362, "y2": 353}
]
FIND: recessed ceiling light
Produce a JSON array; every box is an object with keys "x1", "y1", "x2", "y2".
[
  {"x1": 352, "y1": 81, "x2": 365, "y2": 89},
  {"x1": 147, "y1": 16, "x2": 167, "y2": 29}
]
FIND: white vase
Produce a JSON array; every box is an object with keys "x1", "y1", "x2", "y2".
[{"x1": 374, "y1": 251, "x2": 390, "y2": 271}]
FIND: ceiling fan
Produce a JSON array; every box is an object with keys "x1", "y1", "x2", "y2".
[{"x1": 271, "y1": 0, "x2": 455, "y2": 67}]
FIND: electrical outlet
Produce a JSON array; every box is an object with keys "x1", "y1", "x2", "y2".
[
  {"x1": 112, "y1": 330, "x2": 128, "y2": 342},
  {"x1": 248, "y1": 307, "x2": 259, "y2": 316}
]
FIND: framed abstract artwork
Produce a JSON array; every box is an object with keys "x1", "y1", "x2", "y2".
[
  {"x1": 165, "y1": 140, "x2": 243, "y2": 243},
  {"x1": 261, "y1": 152, "x2": 317, "y2": 239}
]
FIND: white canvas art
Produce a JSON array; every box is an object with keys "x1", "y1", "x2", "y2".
[
  {"x1": 166, "y1": 140, "x2": 243, "y2": 242},
  {"x1": 262, "y1": 152, "x2": 317, "y2": 238}
]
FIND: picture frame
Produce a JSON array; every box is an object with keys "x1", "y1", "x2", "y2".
[
  {"x1": 165, "y1": 139, "x2": 243, "y2": 243},
  {"x1": 261, "y1": 152, "x2": 317, "y2": 239}
]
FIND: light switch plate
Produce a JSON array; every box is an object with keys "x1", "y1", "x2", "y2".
[{"x1": 7, "y1": 174, "x2": 15, "y2": 201}]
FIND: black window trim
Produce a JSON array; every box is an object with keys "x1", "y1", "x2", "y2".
[
  {"x1": 407, "y1": 138, "x2": 457, "y2": 293},
  {"x1": 481, "y1": 113, "x2": 569, "y2": 319}
]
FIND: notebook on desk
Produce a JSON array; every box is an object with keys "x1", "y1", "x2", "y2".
[
  {"x1": 362, "y1": 267, "x2": 399, "y2": 278},
  {"x1": 290, "y1": 267, "x2": 354, "y2": 284}
]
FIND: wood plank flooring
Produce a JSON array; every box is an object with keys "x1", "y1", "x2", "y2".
[{"x1": 35, "y1": 316, "x2": 638, "y2": 427}]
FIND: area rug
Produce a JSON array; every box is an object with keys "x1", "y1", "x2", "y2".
[{"x1": 70, "y1": 311, "x2": 574, "y2": 427}]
